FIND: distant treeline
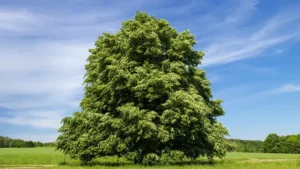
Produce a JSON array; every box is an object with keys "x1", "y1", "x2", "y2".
[
  {"x1": 227, "y1": 139, "x2": 263, "y2": 152},
  {"x1": 263, "y1": 133, "x2": 300, "y2": 154},
  {"x1": 2, "y1": 135, "x2": 265, "y2": 152},
  {"x1": 2, "y1": 134, "x2": 300, "y2": 154},
  {"x1": 0, "y1": 136, "x2": 55, "y2": 148},
  {"x1": 228, "y1": 134, "x2": 300, "y2": 154}
]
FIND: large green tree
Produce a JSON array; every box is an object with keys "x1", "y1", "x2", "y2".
[{"x1": 56, "y1": 12, "x2": 233, "y2": 165}]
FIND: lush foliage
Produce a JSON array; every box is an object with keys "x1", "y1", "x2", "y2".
[
  {"x1": 56, "y1": 12, "x2": 233, "y2": 164},
  {"x1": 227, "y1": 139, "x2": 263, "y2": 152},
  {"x1": 0, "y1": 136, "x2": 54, "y2": 148},
  {"x1": 263, "y1": 133, "x2": 300, "y2": 154}
]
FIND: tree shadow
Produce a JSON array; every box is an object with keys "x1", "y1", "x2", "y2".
[
  {"x1": 59, "y1": 159, "x2": 222, "y2": 167},
  {"x1": 58, "y1": 160, "x2": 131, "y2": 167},
  {"x1": 169, "y1": 160, "x2": 220, "y2": 166}
]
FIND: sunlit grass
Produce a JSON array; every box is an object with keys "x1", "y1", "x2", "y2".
[{"x1": 1, "y1": 147, "x2": 300, "y2": 169}]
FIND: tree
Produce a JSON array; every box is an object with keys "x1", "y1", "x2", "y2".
[
  {"x1": 0, "y1": 136, "x2": 52, "y2": 148},
  {"x1": 227, "y1": 139, "x2": 263, "y2": 153},
  {"x1": 25, "y1": 141, "x2": 35, "y2": 147},
  {"x1": 56, "y1": 12, "x2": 233, "y2": 165},
  {"x1": 282, "y1": 135, "x2": 300, "y2": 154},
  {"x1": 263, "y1": 133, "x2": 300, "y2": 154},
  {"x1": 263, "y1": 133, "x2": 281, "y2": 153}
]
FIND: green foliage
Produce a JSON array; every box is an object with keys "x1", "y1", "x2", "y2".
[
  {"x1": 56, "y1": 12, "x2": 233, "y2": 164},
  {"x1": 263, "y1": 134, "x2": 281, "y2": 153},
  {"x1": 160, "y1": 150, "x2": 186, "y2": 164},
  {"x1": 142, "y1": 153, "x2": 160, "y2": 165},
  {"x1": 0, "y1": 136, "x2": 50, "y2": 148},
  {"x1": 263, "y1": 133, "x2": 300, "y2": 154},
  {"x1": 227, "y1": 139, "x2": 263, "y2": 152}
]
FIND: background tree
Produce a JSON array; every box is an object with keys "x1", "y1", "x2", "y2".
[
  {"x1": 0, "y1": 136, "x2": 46, "y2": 148},
  {"x1": 227, "y1": 139, "x2": 263, "y2": 152},
  {"x1": 263, "y1": 133, "x2": 300, "y2": 154},
  {"x1": 263, "y1": 133, "x2": 281, "y2": 153},
  {"x1": 56, "y1": 12, "x2": 233, "y2": 165}
]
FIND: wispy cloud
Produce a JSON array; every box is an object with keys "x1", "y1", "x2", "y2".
[
  {"x1": 228, "y1": 63, "x2": 278, "y2": 75},
  {"x1": 209, "y1": 75, "x2": 222, "y2": 83},
  {"x1": 0, "y1": 0, "x2": 157, "y2": 133},
  {"x1": 0, "y1": 40, "x2": 90, "y2": 111},
  {"x1": 193, "y1": 1, "x2": 300, "y2": 66},
  {"x1": 0, "y1": 10, "x2": 119, "y2": 129},
  {"x1": 0, "y1": 9, "x2": 121, "y2": 39},
  {"x1": 269, "y1": 84, "x2": 300, "y2": 94},
  {"x1": 273, "y1": 48, "x2": 285, "y2": 55},
  {"x1": 0, "y1": 110, "x2": 64, "y2": 129},
  {"x1": 202, "y1": 35, "x2": 292, "y2": 66},
  {"x1": 0, "y1": 9, "x2": 37, "y2": 32}
]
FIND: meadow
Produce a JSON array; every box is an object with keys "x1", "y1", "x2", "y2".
[{"x1": 1, "y1": 148, "x2": 300, "y2": 169}]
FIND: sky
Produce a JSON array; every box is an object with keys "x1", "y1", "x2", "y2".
[{"x1": 0, "y1": 0, "x2": 300, "y2": 142}]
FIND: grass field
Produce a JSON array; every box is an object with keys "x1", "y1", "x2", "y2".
[{"x1": 1, "y1": 148, "x2": 300, "y2": 169}]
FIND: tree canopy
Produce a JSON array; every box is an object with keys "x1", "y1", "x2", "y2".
[
  {"x1": 263, "y1": 133, "x2": 300, "y2": 154},
  {"x1": 56, "y1": 12, "x2": 233, "y2": 165}
]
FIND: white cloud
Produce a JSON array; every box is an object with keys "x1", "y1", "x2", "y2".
[
  {"x1": 194, "y1": 1, "x2": 300, "y2": 67},
  {"x1": 270, "y1": 84, "x2": 300, "y2": 94},
  {"x1": 0, "y1": 9, "x2": 38, "y2": 32},
  {"x1": 0, "y1": 10, "x2": 113, "y2": 129},
  {"x1": 202, "y1": 35, "x2": 293, "y2": 66},
  {"x1": 0, "y1": 0, "x2": 154, "y2": 134},
  {"x1": 207, "y1": 74, "x2": 221, "y2": 84},
  {"x1": 0, "y1": 9, "x2": 122, "y2": 39},
  {"x1": 0, "y1": 40, "x2": 90, "y2": 111},
  {"x1": 0, "y1": 110, "x2": 64, "y2": 129},
  {"x1": 273, "y1": 48, "x2": 285, "y2": 55},
  {"x1": 228, "y1": 63, "x2": 278, "y2": 75}
]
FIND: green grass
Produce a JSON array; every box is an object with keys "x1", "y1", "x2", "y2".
[
  {"x1": 0, "y1": 147, "x2": 78, "y2": 165},
  {"x1": 49, "y1": 162, "x2": 300, "y2": 169},
  {"x1": 225, "y1": 152, "x2": 300, "y2": 160},
  {"x1": 1, "y1": 148, "x2": 300, "y2": 169}
]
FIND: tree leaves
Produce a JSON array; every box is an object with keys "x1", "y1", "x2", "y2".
[
  {"x1": 56, "y1": 11, "x2": 232, "y2": 164},
  {"x1": 263, "y1": 133, "x2": 300, "y2": 154}
]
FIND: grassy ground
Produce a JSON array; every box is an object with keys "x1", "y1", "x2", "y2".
[
  {"x1": 1, "y1": 148, "x2": 300, "y2": 169},
  {"x1": 225, "y1": 152, "x2": 300, "y2": 159},
  {"x1": 0, "y1": 147, "x2": 75, "y2": 165}
]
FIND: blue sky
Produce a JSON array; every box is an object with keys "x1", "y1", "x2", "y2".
[{"x1": 0, "y1": 0, "x2": 300, "y2": 142}]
